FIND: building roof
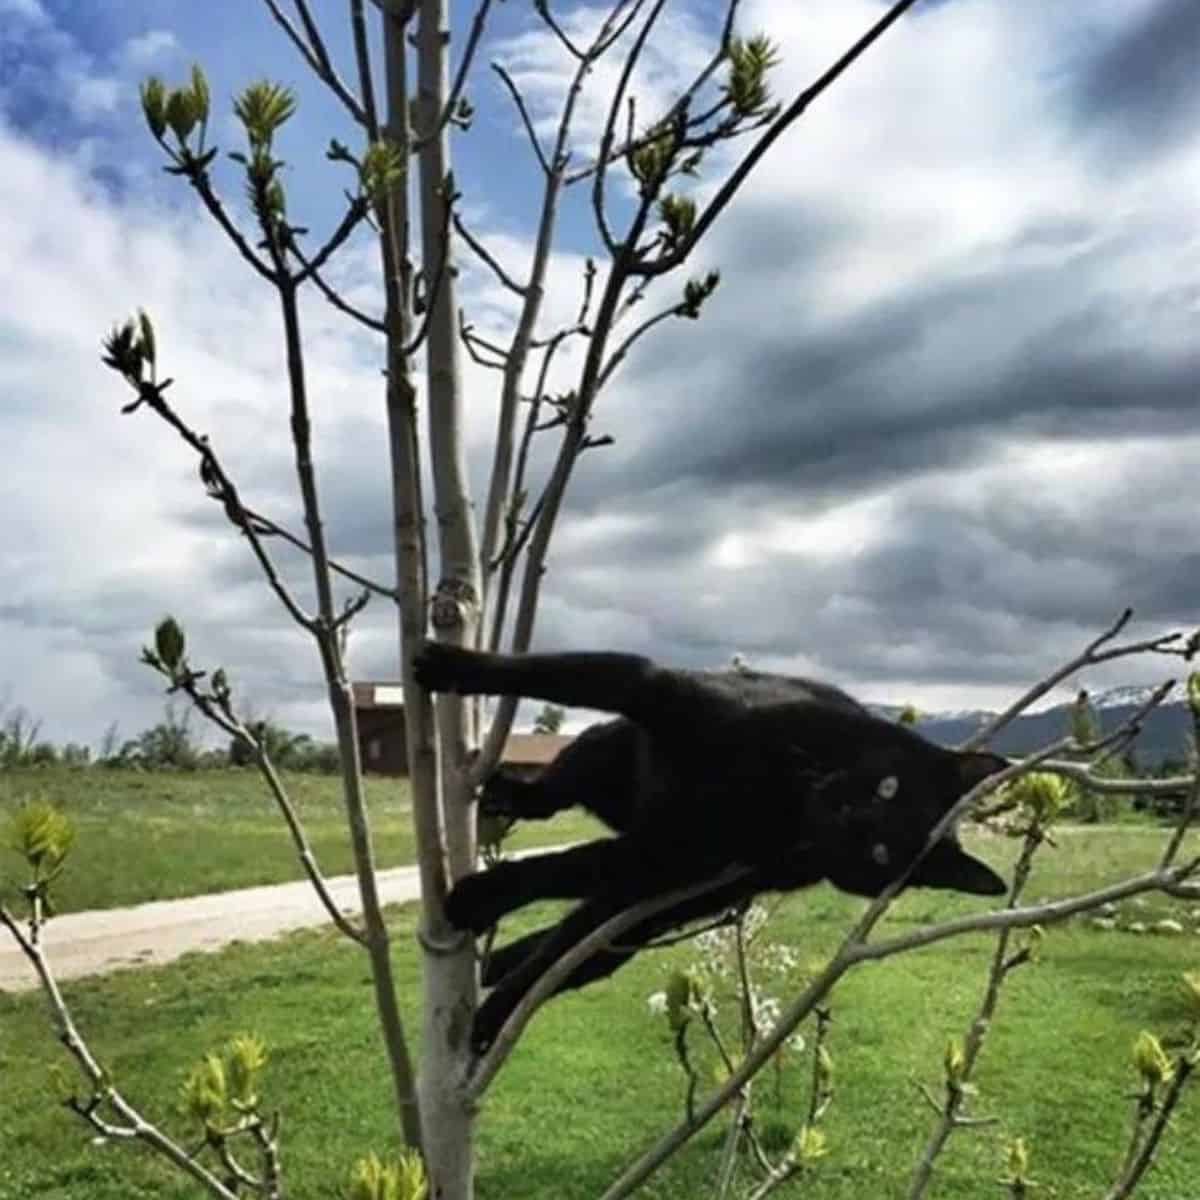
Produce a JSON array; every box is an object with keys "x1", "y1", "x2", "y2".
[
  {"x1": 351, "y1": 682, "x2": 405, "y2": 709},
  {"x1": 352, "y1": 682, "x2": 572, "y2": 767},
  {"x1": 501, "y1": 732, "x2": 572, "y2": 766}
]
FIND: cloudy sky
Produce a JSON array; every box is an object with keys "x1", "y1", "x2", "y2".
[{"x1": 1, "y1": 0, "x2": 1197, "y2": 749}]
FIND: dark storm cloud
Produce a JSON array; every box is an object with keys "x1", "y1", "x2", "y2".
[
  {"x1": 570, "y1": 253, "x2": 1199, "y2": 516},
  {"x1": 1072, "y1": 0, "x2": 1200, "y2": 158}
]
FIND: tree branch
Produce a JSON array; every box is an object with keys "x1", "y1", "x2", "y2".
[
  {"x1": 636, "y1": 0, "x2": 927, "y2": 278},
  {"x1": 1103, "y1": 1056, "x2": 1196, "y2": 1200},
  {"x1": 183, "y1": 167, "x2": 277, "y2": 283},
  {"x1": 118, "y1": 381, "x2": 315, "y2": 631},
  {"x1": 182, "y1": 685, "x2": 367, "y2": 946},
  {"x1": 592, "y1": 0, "x2": 666, "y2": 256},
  {"x1": 532, "y1": 0, "x2": 585, "y2": 60},
  {"x1": 961, "y1": 608, "x2": 1180, "y2": 751},
  {"x1": 288, "y1": 242, "x2": 388, "y2": 332},
  {"x1": 349, "y1": 0, "x2": 382, "y2": 139},
  {"x1": 292, "y1": 196, "x2": 372, "y2": 285},
  {"x1": 492, "y1": 62, "x2": 551, "y2": 175},
  {"x1": 0, "y1": 904, "x2": 241, "y2": 1199},
  {"x1": 260, "y1": 0, "x2": 367, "y2": 124},
  {"x1": 598, "y1": 297, "x2": 687, "y2": 387},
  {"x1": 567, "y1": 0, "x2": 739, "y2": 186},
  {"x1": 466, "y1": 865, "x2": 754, "y2": 1099},
  {"x1": 415, "y1": 0, "x2": 497, "y2": 148},
  {"x1": 453, "y1": 211, "x2": 528, "y2": 295}
]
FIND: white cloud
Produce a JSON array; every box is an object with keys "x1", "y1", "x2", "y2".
[
  {"x1": 1, "y1": 0, "x2": 1197, "y2": 750},
  {"x1": 122, "y1": 30, "x2": 179, "y2": 68}
]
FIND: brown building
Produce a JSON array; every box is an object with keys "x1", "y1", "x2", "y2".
[
  {"x1": 353, "y1": 682, "x2": 409, "y2": 774},
  {"x1": 352, "y1": 682, "x2": 572, "y2": 777}
]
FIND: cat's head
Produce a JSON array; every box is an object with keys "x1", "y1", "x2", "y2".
[{"x1": 813, "y1": 729, "x2": 1009, "y2": 898}]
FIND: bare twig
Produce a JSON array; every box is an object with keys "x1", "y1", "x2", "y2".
[
  {"x1": 962, "y1": 610, "x2": 1181, "y2": 751},
  {"x1": 349, "y1": 0, "x2": 382, "y2": 138},
  {"x1": 289, "y1": 241, "x2": 388, "y2": 331},
  {"x1": 1160, "y1": 711, "x2": 1200, "y2": 868},
  {"x1": 533, "y1": 0, "x2": 585, "y2": 59},
  {"x1": 261, "y1": 0, "x2": 367, "y2": 124},
  {"x1": 292, "y1": 197, "x2": 372, "y2": 285},
  {"x1": 492, "y1": 62, "x2": 551, "y2": 175},
  {"x1": 466, "y1": 865, "x2": 753, "y2": 1098},
  {"x1": 907, "y1": 819, "x2": 1044, "y2": 1199},
  {"x1": 117, "y1": 381, "x2": 315, "y2": 631},
  {"x1": 476, "y1": 2, "x2": 629, "y2": 686},
  {"x1": 567, "y1": 0, "x2": 739, "y2": 186},
  {"x1": 402, "y1": 174, "x2": 457, "y2": 357},
  {"x1": 184, "y1": 168, "x2": 277, "y2": 283},
  {"x1": 188, "y1": 691, "x2": 368, "y2": 946},
  {"x1": 601, "y1": 856, "x2": 1200, "y2": 1200},
  {"x1": 459, "y1": 311, "x2": 511, "y2": 366},
  {"x1": 0, "y1": 905, "x2": 241, "y2": 1199},
  {"x1": 639, "y1": 0, "x2": 928, "y2": 277},
  {"x1": 598, "y1": 297, "x2": 688, "y2": 387},
  {"x1": 453, "y1": 211, "x2": 528, "y2": 295},
  {"x1": 592, "y1": 0, "x2": 667, "y2": 254},
  {"x1": 1103, "y1": 1056, "x2": 1196, "y2": 1200},
  {"x1": 416, "y1": 0, "x2": 497, "y2": 147}
]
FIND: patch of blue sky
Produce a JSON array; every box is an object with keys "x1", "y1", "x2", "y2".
[{"x1": 6, "y1": 1, "x2": 733, "y2": 258}]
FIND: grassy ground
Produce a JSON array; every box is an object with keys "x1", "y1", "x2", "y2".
[
  {"x1": 0, "y1": 767, "x2": 603, "y2": 912},
  {"x1": 2, "y1": 825, "x2": 1198, "y2": 1199}
]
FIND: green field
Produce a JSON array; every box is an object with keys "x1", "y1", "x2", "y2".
[
  {"x1": 0, "y1": 767, "x2": 603, "y2": 912},
  {"x1": 2, "y1": 802, "x2": 1198, "y2": 1200}
]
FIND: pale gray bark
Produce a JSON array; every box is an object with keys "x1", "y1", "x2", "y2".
[{"x1": 412, "y1": 2, "x2": 483, "y2": 1196}]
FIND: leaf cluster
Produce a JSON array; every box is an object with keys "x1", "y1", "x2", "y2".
[{"x1": 346, "y1": 1150, "x2": 429, "y2": 1200}]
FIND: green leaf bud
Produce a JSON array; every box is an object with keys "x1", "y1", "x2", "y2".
[
  {"x1": 234, "y1": 81, "x2": 298, "y2": 150},
  {"x1": 7, "y1": 800, "x2": 75, "y2": 874},
  {"x1": 1132, "y1": 1031, "x2": 1173, "y2": 1086},
  {"x1": 665, "y1": 968, "x2": 694, "y2": 1031},
  {"x1": 725, "y1": 34, "x2": 781, "y2": 118},
  {"x1": 140, "y1": 77, "x2": 168, "y2": 140},
  {"x1": 1181, "y1": 970, "x2": 1200, "y2": 1020},
  {"x1": 794, "y1": 1124, "x2": 828, "y2": 1162},
  {"x1": 189, "y1": 63, "x2": 211, "y2": 126},
  {"x1": 944, "y1": 1037, "x2": 966, "y2": 1086},
  {"x1": 182, "y1": 1053, "x2": 227, "y2": 1126},
  {"x1": 164, "y1": 87, "x2": 200, "y2": 145},
  {"x1": 226, "y1": 1032, "x2": 268, "y2": 1110},
  {"x1": 154, "y1": 616, "x2": 186, "y2": 672}
]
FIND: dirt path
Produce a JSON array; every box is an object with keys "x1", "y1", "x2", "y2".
[{"x1": 0, "y1": 867, "x2": 424, "y2": 994}]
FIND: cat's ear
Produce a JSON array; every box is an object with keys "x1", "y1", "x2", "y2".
[
  {"x1": 954, "y1": 751, "x2": 1009, "y2": 793},
  {"x1": 911, "y1": 838, "x2": 1007, "y2": 896}
]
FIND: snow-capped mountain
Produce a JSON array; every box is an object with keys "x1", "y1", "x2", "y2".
[{"x1": 871, "y1": 687, "x2": 1191, "y2": 767}]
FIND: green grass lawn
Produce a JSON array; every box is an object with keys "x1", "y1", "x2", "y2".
[
  {"x1": 0, "y1": 767, "x2": 603, "y2": 912},
  {"x1": 2, "y1": 824, "x2": 1198, "y2": 1199}
]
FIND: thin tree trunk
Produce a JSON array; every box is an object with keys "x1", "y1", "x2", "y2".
[
  {"x1": 413, "y1": 1, "x2": 482, "y2": 1195},
  {"x1": 277, "y1": 271, "x2": 423, "y2": 1150}
]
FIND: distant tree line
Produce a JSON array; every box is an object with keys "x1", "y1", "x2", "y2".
[{"x1": 0, "y1": 700, "x2": 340, "y2": 773}]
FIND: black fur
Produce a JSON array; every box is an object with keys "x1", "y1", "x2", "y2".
[{"x1": 413, "y1": 642, "x2": 1008, "y2": 1051}]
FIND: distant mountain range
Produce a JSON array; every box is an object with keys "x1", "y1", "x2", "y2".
[{"x1": 870, "y1": 686, "x2": 1194, "y2": 768}]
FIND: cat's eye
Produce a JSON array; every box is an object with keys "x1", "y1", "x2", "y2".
[
  {"x1": 876, "y1": 774, "x2": 899, "y2": 800},
  {"x1": 871, "y1": 842, "x2": 890, "y2": 865}
]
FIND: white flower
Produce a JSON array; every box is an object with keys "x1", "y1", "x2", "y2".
[
  {"x1": 647, "y1": 991, "x2": 668, "y2": 1016},
  {"x1": 751, "y1": 994, "x2": 782, "y2": 1035}
]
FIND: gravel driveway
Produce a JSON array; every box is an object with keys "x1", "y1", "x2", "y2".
[{"x1": 0, "y1": 866, "x2": 424, "y2": 993}]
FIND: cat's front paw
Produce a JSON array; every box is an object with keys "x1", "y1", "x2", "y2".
[
  {"x1": 445, "y1": 869, "x2": 509, "y2": 934},
  {"x1": 412, "y1": 640, "x2": 479, "y2": 694}
]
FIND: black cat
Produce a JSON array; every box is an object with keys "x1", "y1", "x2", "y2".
[{"x1": 413, "y1": 641, "x2": 1008, "y2": 1051}]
